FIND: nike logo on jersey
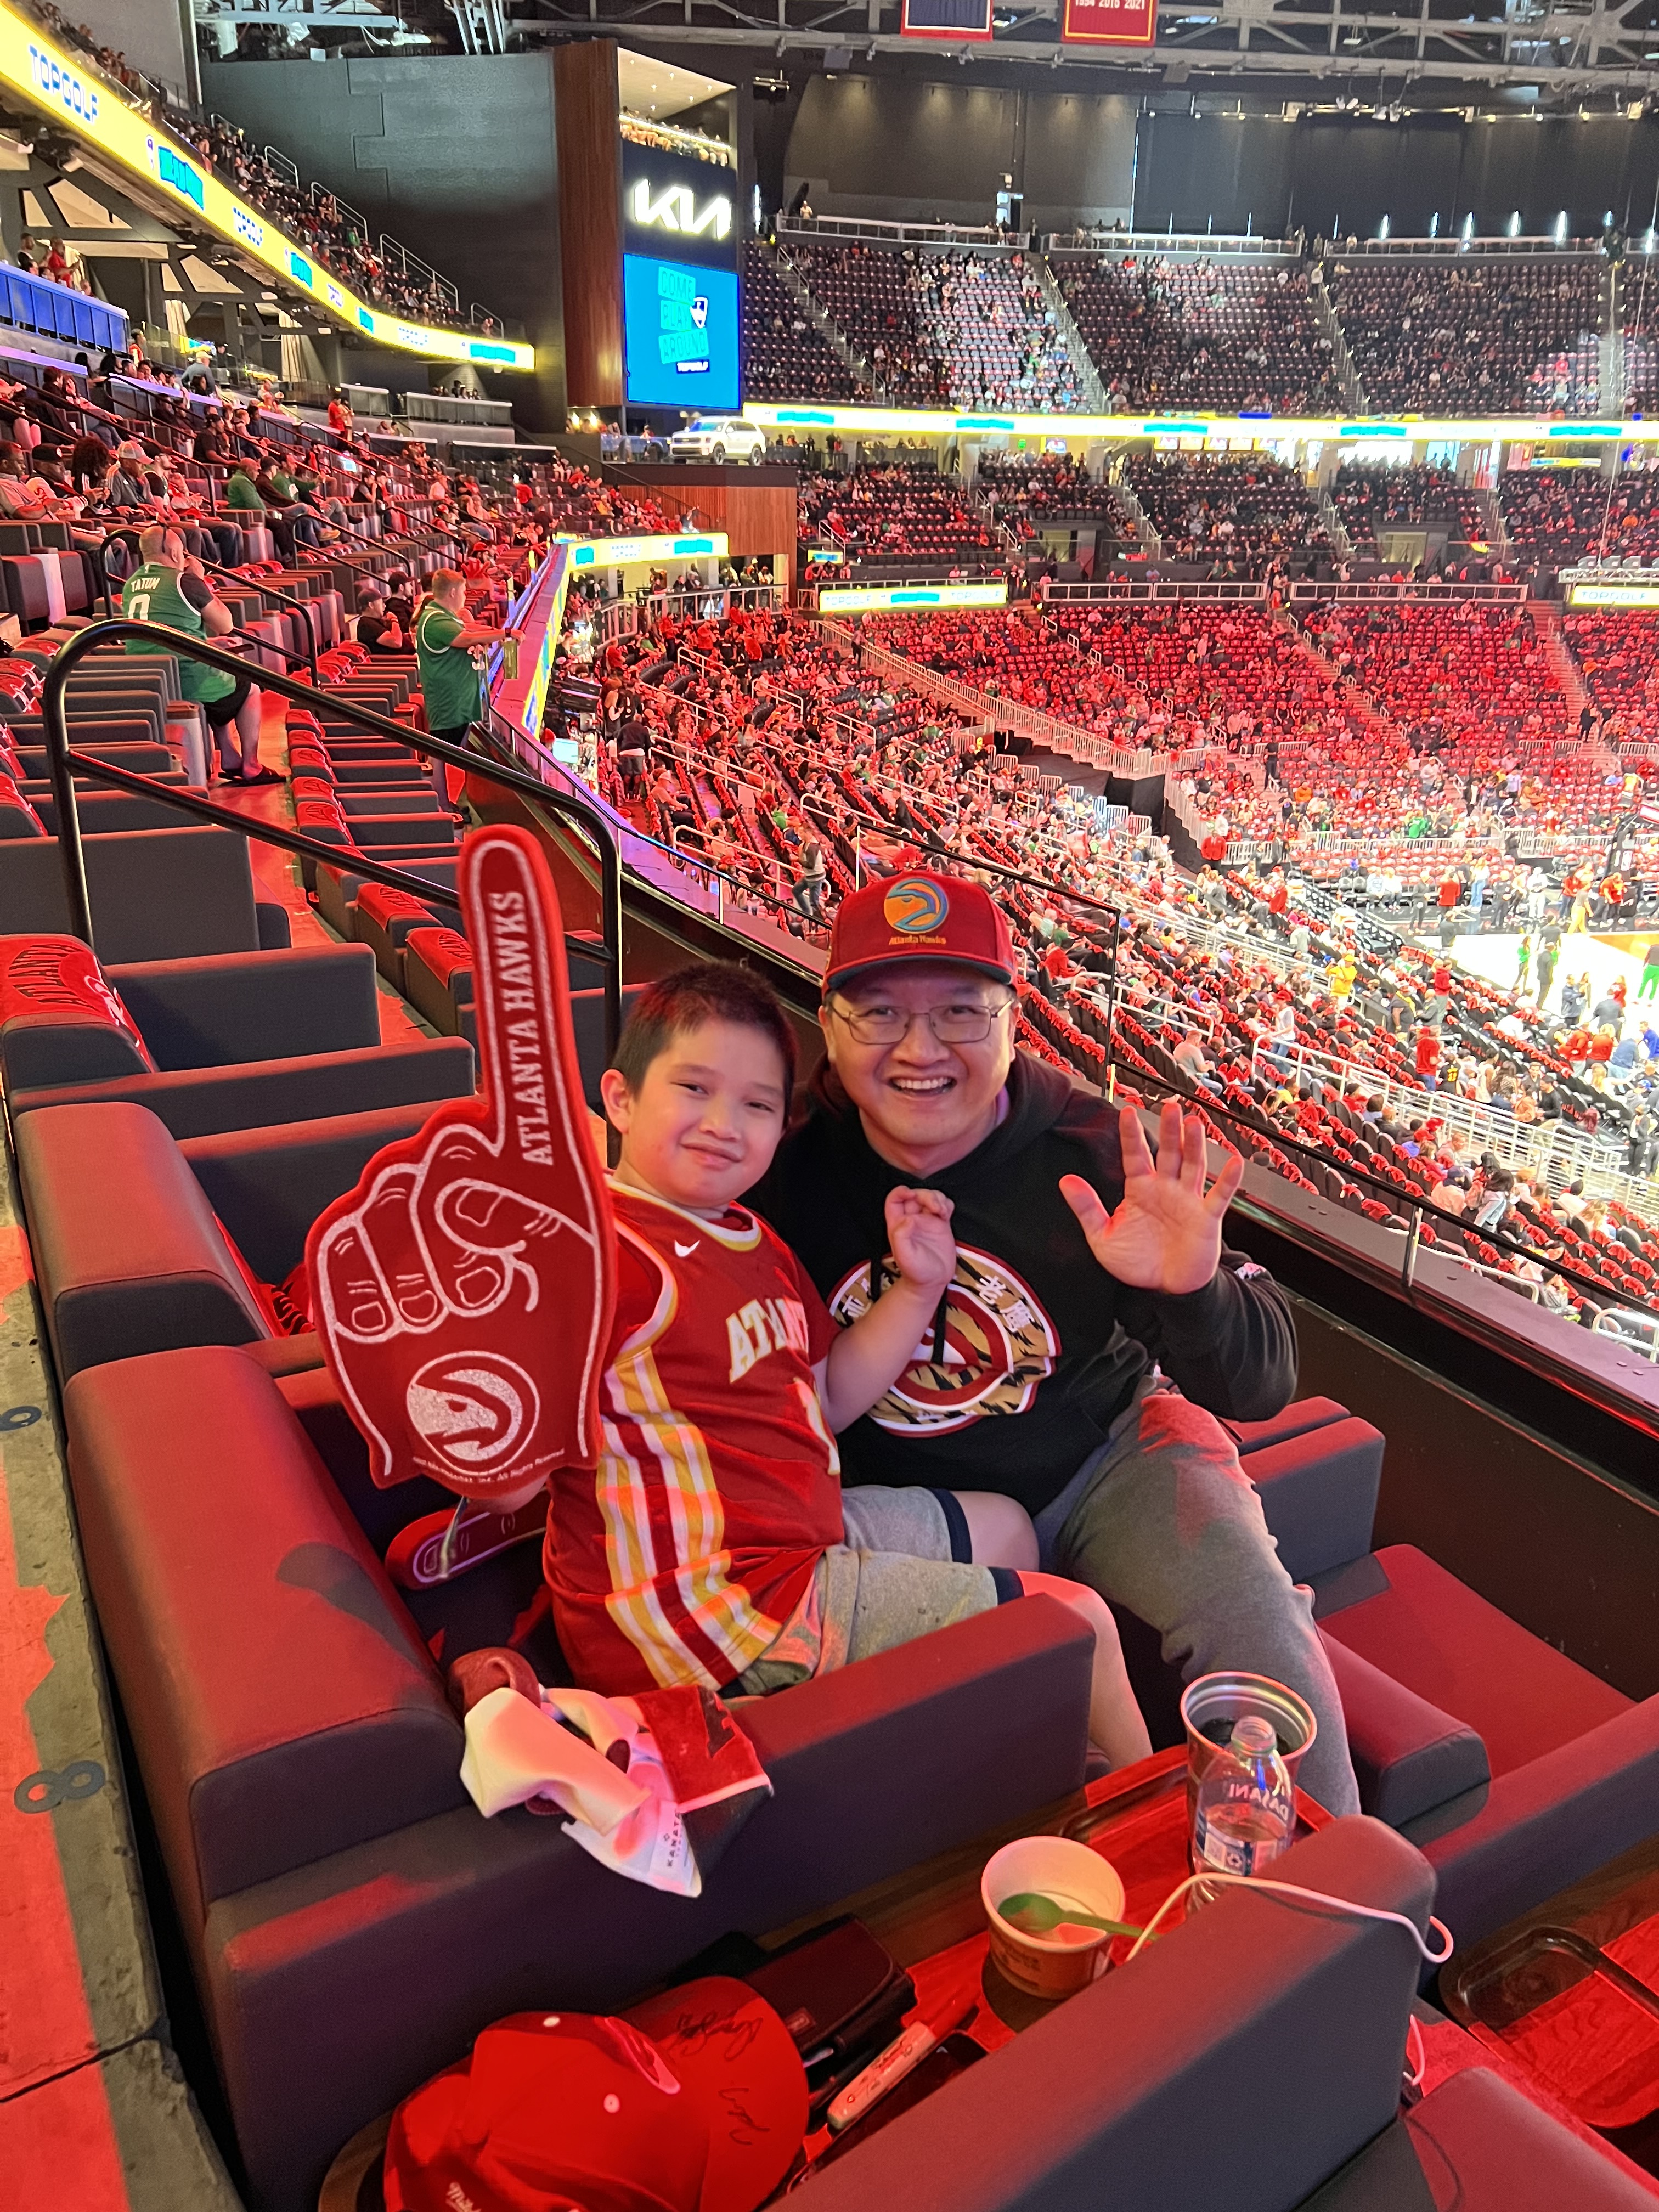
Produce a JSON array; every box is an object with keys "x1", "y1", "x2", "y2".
[{"x1": 675, "y1": 1240, "x2": 700, "y2": 1257}]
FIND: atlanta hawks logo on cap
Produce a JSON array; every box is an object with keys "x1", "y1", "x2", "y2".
[
  {"x1": 828, "y1": 1247, "x2": 1058, "y2": 1435},
  {"x1": 883, "y1": 877, "x2": 949, "y2": 935}
]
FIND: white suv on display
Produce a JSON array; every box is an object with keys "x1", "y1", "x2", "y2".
[{"x1": 668, "y1": 416, "x2": 768, "y2": 465}]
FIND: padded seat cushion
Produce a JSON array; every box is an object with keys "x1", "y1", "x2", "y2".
[
  {"x1": 9, "y1": 1036, "x2": 476, "y2": 1139},
  {"x1": 0, "y1": 826, "x2": 262, "y2": 962},
  {"x1": 1238, "y1": 1415, "x2": 1385, "y2": 1584},
  {"x1": 1396, "y1": 2064, "x2": 1658, "y2": 2209},
  {"x1": 1318, "y1": 1545, "x2": 1632, "y2": 1779},
  {"x1": 64, "y1": 1346, "x2": 465, "y2": 1921},
  {"x1": 1319, "y1": 1631, "x2": 1489, "y2": 1829},
  {"x1": 0, "y1": 931, "x2": 154, "y2": 1090},
  {"x1": 1226, "y1": 1396, "x2": 1351, "y2": 1451},
  {"x1": 405, "y1": 923, "x2": 472, "y2": 994},
  {"x1": 181, "y1": 1101, "x2": 442, "y2": 1285},
  {"x1": 318, "y1": 859, "x2": 458, "y2": 941},
  {"x1": 353, "y1": 882, "x2": 438, "y2": 950},
  {"x1": 17, "y1": 1099, "x2": 268, "y2": 1378}
]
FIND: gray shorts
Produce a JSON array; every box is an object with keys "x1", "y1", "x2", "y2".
[{"x1": 735, "y1": 1486, "x2": 1018, "y2": 1696}]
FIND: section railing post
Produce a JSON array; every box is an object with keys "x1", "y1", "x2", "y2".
[
  {"x1": 41, "y1": 619, "x2": 624, "y2": 997},
  {"x1": 40, "y1": 656, "x2": 93, "y2": 945}
]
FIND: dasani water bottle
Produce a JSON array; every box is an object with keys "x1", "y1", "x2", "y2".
[{"x1": 1193, "y1": 1714, "x2": 1294, "y2": 1888}]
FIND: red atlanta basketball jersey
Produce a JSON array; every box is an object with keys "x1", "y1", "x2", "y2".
[{"x1": 546, "y1": 1180, "x2": 842, "y2": 1695}]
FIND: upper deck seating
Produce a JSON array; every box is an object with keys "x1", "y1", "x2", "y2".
[
  {"x1": 1329, "y1": 254, "x2": 1602, "y2": 413},
  {"x1": 741, "y1": 242, "x2": 866, "y2": 402},
  {"x1": 1057, "y1": 253, "x2": 1340, "y2": 413}
]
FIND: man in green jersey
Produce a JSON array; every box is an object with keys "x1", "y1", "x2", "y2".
[
  {"x1": 414, "y1": 568, "x2": 502, "y2": 803},
  {"x1": 121, "y1": 525, "x2": 276, "y2": 784}
]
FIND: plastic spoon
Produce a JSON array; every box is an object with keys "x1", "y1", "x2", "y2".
[{"x1": 997, "y1": 1891, "x2": 1144, "y2": 1939}]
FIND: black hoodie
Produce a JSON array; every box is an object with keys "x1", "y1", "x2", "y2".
[{"x1": 748, "y1": 1054, "x2": 1297, "y2": 1515}]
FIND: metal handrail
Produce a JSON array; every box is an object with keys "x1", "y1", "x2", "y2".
[
  {"x1": 196, "y1": 557, "x2": 321, "y2": 685},
  {"x1": 40, "y1": 621, "x2": 625, "y2": 1060}
]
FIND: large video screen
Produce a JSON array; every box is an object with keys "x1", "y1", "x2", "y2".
[{"x1": 624, "y1": 253, "x2": 740, "y2": 411}]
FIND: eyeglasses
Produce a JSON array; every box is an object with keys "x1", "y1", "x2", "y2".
[{"x1": 827, "y1": 995, "x2": 1014, "y2": 1046}]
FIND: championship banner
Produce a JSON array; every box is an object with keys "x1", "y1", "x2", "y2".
[
  {"x1": 901, "y1": 0, "x2": 994, "y2": 39},
  {"x1": 1061, "y1": 0, "x2": 1158, "y2": 43}
]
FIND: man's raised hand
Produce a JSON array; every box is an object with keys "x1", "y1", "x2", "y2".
[
  {"x1": 1058, "y1": 1099, "x2": 1244, "y2": 1297},
  {"x1": 306, "y1": 826, "x2": 616, "y2": 1500}
]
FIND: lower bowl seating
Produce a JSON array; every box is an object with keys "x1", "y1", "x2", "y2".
[
  {"x1": 10, "y1": 486, "x2": 1659, "y2": 2212},
  {"x1": 64, "y1": 1341, "x2": 1098, "y2": 2212}
]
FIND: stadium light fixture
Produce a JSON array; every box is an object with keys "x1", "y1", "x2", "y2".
[{"x1": 1555, "y1": 211, "x2": 1568, "y2": 242}]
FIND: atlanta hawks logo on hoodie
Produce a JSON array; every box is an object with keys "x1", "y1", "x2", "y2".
[{"x1": 827, "y1": 1245, "x2": 1059, "y2": 1436}]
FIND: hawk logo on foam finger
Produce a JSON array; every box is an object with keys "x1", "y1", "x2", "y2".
[
  {"x1": 306, "y1": 827, "x2": 617, "y2": 1499},
  {"x1": 407, "y1": 1352, "x2": 541, "y2": 1477}
]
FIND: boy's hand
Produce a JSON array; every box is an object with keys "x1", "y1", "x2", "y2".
[{"x1": 884, "y1": 1184, "x2": 956, "y2": 1299}]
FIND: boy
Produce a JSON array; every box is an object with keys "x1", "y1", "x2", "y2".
[{"x1": 545, "y1": 961, "x2": 1149, "y2": 1768}]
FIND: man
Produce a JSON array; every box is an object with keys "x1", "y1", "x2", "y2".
[
  {"x1": 254, "y1": 460, "x2": 326, "y2": 549},
  {"x1": 120, "y1": 524, "x2": 274, "y2": 784},
  {"x1": 1536, "y1": 919, "x2": 1562, "y2": 1008},
  {"x1": 1627, "y1": 1102, "x2": 1657, "y2": 1178},
  {"x1": 354, "y1": 586, "x2": 404, "y2": 655},
  {"x1": 0, "y1": 443, "x2": 76, "y2": 523},
  {"x1": 222, "y1": 456, "x2": 301, "y2": 563},
  {"x1": 749, "y1": 872, "x2": 1359, "y2": 1815},
  {"x1": 413, "y1": 568, "x2": 501, "y2": 802},
  {"x1": 1414, "y1": 1025, "x2": 1441, "y2": 1092}
]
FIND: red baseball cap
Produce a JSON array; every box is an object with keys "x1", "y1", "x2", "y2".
[
  {"x1": 382, "y1": 1978, "x2": 806, "y2": 2212},
  {"x1": 823, "y1": 871, "x2": 1016, "y2": 995}
]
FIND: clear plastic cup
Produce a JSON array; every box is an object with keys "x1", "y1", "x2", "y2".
[{"x1": 1180, "y1": 1672, "x2": 1317, "y2": 1852}]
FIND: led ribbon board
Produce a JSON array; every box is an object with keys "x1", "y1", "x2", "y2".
[
  {"x1": 0, "y1": 4, "x2": 533, "y2": 371},
  {"x1": 1566, "y1": 582, "x2": 1659, "y2": 607},
  {"x1": 490, "y1": 543, "x2": 571, "y2": 744},
  {"x1": 743, "y1": 403, "x2": 1659, "y2": 442},
  {"x1": 818, "y1": 581, "x2": 1009, "y2": 613},
  {"x1": 562, "y1": 533, "x2": 729, "y2": 569}
]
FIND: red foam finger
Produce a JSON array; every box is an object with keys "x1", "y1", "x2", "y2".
[
  {"x1": 314, "y1": 1217, "x2": 398, "y2": 1343},
  {"x1": 304, "y1": 825, "x2": 617, "y2": 1497}
]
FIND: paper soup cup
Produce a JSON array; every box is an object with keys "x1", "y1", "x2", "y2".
[{"x1": 981, "y1": 1835, "x2": 1126, "y2": 2000}]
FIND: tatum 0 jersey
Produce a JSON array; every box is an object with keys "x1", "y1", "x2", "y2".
[{"x1": 546, "y1": 1181, "x2": 842, "y2": 1695}]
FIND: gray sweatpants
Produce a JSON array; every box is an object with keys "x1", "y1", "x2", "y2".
[{"x1": 1032, "y1": 1378, "x2": 1361, "y2": 1817}]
